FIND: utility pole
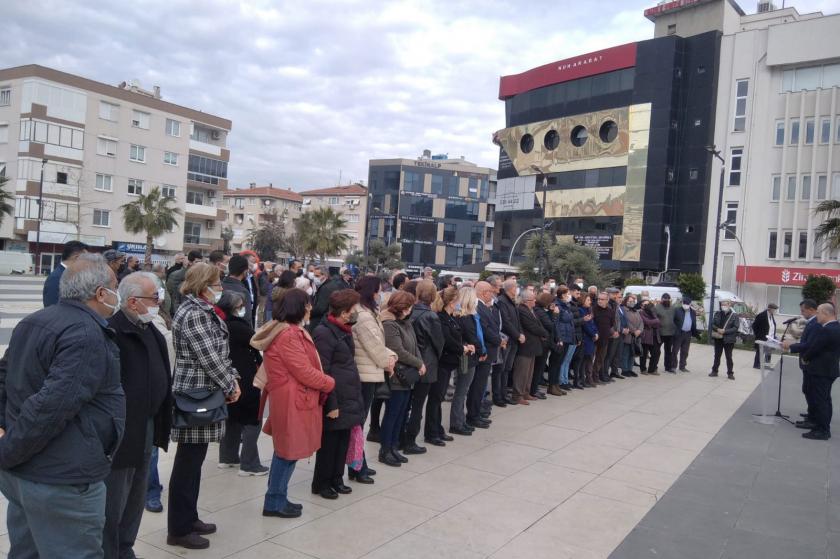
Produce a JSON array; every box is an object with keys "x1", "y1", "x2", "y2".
[
  {"x1": 706, "y1": 146, "x2": 725, "y2": 339},
  {"x1": 34, "y1": 158, "x2": 48, "y2": 275}
]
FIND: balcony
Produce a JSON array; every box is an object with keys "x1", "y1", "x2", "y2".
[
  {"x1": 189, "y1": 139, "x2": 222, "y2": 157},
  {"x1": 183, "y1": 235, "x2": 222, "y2": 250},
  {"x1": 185, "y1": 199, "x2": 219, "y2": 218}
]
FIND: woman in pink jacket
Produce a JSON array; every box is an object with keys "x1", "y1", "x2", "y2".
[{"x1": 262, "y1": 288, "x2": 335, "y2": 518}]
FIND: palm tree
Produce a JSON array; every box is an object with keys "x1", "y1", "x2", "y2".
[
  {"x1": 121, "y1": 186, "x2": 182, "y2": 264},
  {"x1": 0, "y1": 175, "x2": 14, "y2": 227},
  {"x1": 295, "y1": 207, "x2": 350, "y2": 263},
  {"x1": 814, "y1": 200, "x2": 840, "y2": 252}
]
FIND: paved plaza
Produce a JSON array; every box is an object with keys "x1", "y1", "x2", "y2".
[{"x1": 0, "y1": 276, "x2": 833, "y2": 558}]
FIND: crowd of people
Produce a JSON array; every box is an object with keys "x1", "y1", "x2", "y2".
[{"x1": 0, "y1": 242, "x2": 835, "y2": 557}]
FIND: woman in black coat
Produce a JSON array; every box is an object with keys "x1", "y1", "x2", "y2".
[
  {"x1": 312, "y1": 289, "x2": 365, "y2": 499},
  {"x1": 217, "y1": 291, "x2": 267, "y2": 475},
  {"x1": 432, "y1": 287, "x2": 466, "y2": 440},
  {"x1": 533, "y1": 293, "x2": 556, "y2": 399}
]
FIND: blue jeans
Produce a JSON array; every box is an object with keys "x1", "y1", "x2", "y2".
[
  {"x1": 621, "y1": 342, "x2": 634, "y2": 373},
  {"x1": 264, "y1": 454, "x2": 297, "y2": 511},
  {"x1": 381, "y1": 390, "x2": 411, "y2": 448},
  {"x1": 146, "y1": 446, "x2": 162, "y2": 503},
  {"x1": 0, "y1": 470, "x2": 106, "y2": 559},
  {"x1": 559, "y1": 345, "x2": 576, "y2": 385}
]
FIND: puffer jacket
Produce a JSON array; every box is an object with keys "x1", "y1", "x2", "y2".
[
  {"x1": 313, "y1": 319, "x2": 365, "y2": 431},
  {"x1": 410, "y1": 303, "x2": 443, "y2": 384},
  {"x1": 554, "y1": 301, "x2": 576, "y2": 345},
  {"x1": 581, "y1": 306, "x2": 598, "y2": 356},
  {"x1": 382, "y1": 309, "x2": 424, "y2": 390},
  {"x1": 438, "y1": 310, "x2": 465, "y2": 367},
  {"x1": 351, "y1": 304, "x2": 396, "y2": 384}
]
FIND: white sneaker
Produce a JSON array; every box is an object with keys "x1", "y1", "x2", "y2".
[
  {"x1": 217, "y1": 463, "x2": 238, "y2": 469},
  {"x1": 238, "y1": 466, "x2": 269, "y2": 477}
]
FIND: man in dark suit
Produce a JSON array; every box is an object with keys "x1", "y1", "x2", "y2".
[
  {"x1": 796, "y1": 304, "x2": 840, "y2": 440},
  {"x1": 496, "y1": 279, "x2": 523, "y2": 405},
  {"x1": 41, "y1": 240, "x2": 87, "y2": 307},
  {"x1": 470, "y1": 281, "x2": 501, "y2": 425},
  {"x1": 752, "y1": 303, "x2": 778, "y2": 369},
  {"x1": 784, "y1": 299, "x2": 820, "y2": 426}
]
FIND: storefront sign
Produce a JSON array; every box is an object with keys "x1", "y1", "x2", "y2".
[
  {"x1": 644, "y1": 0, "x2": 709, "y2": 19},
  {"x1": 499, "y1": 43, "x2": 637, "y2": 99},
  {"x1": 415, "y1": 161, "x2": 442, "y2": 169},
  {"x1": 736, "y1": 265, "x2": 840, "y2": 287},
  {"x1": 115, "y1": 242, "x2": 148, "y2": 253}
]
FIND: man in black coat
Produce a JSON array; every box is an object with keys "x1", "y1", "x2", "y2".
[
  {"x1": 0, "y1": 255, "x2": 125, "y2": 558},
  {"x1": 470, "y1": 281, "x2": 501, "y2": 425},
  {"x1": 310, "y1": 268, "x2": 354, "y2": 332},
  {"x1": 672, "y1": 297, "x2": 700, "y2": 372},
  {"x1": 105, "y1": 272, "x2": 172, "y2": 559},
  {"x1": 752, "y1": 303, "x2": 778, "y2": 369},
  {"x1": 795, "y1": 304, "x2": 840, "y2": 440},
  {"x1": 497, "y1": 279, "x2": 524, "y2": 404},
  {"x1": 222, "y1": 255, "x2": 253, "y2": 326},
  {"x1": 785, "y1": 299, "x2": 821, "y2": 427},
  {"x1": 42, "y1": 240, "x2": 87, "y2": 307}
]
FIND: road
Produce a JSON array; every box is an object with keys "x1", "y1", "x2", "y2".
[{"x1": 0, "y1": 275, "x2": 45, "y2": 354}]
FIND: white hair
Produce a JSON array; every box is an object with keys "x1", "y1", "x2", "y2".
[
  {"x1": 59, "y1": 254, "x2": 113, "y2": 301},
  {"x1": 118, "y1": 272, "x2": 158, "y2": 308}
]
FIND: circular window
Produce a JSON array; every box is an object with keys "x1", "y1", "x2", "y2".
[
  {"x1": 570, "y1": 125, "x2": 588, "y2": 147},
  {"x1": 520, "y1": 134, "x2": 534, "y2": 154},
  {"x1": 543, "y1": 130, "x2": 560, "y2": 150},
  {"x1": 599, "y1": 120, "x2": 618, "y2": 143}
]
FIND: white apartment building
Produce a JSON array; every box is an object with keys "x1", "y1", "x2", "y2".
[
  {"x1": 223, "y1": 184, "x2": 303, "y2": 255},
  {"x1": 299, "y1": 184, "x2": 368, "y2": 264},
  {"x1": 0, "y1": 65, "x2": 231, "y2": 271}
]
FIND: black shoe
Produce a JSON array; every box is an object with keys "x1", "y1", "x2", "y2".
[
  {"x1": 624, "y1": 372, "x2": 638, "y2": 378},
  {"x1": 611, "y1": 373, "x2": 626, "y2": 380},
  {"x1": 467, "y1": 420, "x2": 490, "y2": 429},
  {"x1": 167, "y1": 533, "x2": 210, "y2": 549},
  {"x1": 480, "y1": 411, "x2": 492, "y2": 419},
  {"x1": 802, "y1": 430, "x2": 830, "y2": 440},
  {"x1": 366, "y1": 430, "x2": 381, "y2": 443},
  {"x1": 709, "y1": 372, "x2": 719, "y2": 377},
  {"x1": 440, "y1": 434, "x2": 454, "y2": 442},
  {"x1": 145, "y1": 499, "x2": 163, "y2": 513},
  {"x1": 288, "y1": 501, "x2": 303, "y2": 510},
  {"x1": 450, "y1": 427, "x2": 473, "y2": 436},
  {"x1": 316, "y1": 487, "x2": 338, "y2": 499},
  {"x1": 505, "y1": 398, "x2": 517, "y2": 405},
  {"x1": 332, "y1": 483, "x2": 352, "y2": 494},
  {"x1": 191, "y1": 520, "x2": 216, "y2": 535},
  {"x1": 727, "y1": 373, "x2": 735, "y2": 380},
  {"x1": 493, "y1": 400, "x2": 508, "y2": 408},
  {"x1": 800, "y1": 413, "x2": 809, "y2": 418},
  {"x1": 378, "y1": 448, "x2": 401, "y2": 467},
  {"x1": 262, "y1": 505, "x2": 303, "y2": 518},
  {"x1": 795, "y1": 421, "x2": 816, "y2": 430},
  {"x1": 402, "y1": 443, "x2": 427, "y2": 455},
  {"x1": 364, "y1": 467, "x2": 376, "y2": 476},
  {"x1": 530, "y1": 392, "x2": 547, "y2": 399},
  {"x1": 391, "y1": 449, "x2": 408, "y2": 463},
  {"x1": 679, "y1": 368, "x2": 690, "y2": 373},
  {"x1": 665, "y1": 369, "x2": 676, "y2": 374},
  {"x1": 424, "y1": 437, "x2": 446, "y2": 447},
  {"x1": 348, "y1": 470, "x2": 375, "y2": 484},
  {"x1": 572, "y1": 384, "x2": 584, "y2": 390}
]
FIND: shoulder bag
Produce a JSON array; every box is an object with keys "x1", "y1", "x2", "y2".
[
  {"x1": 172, "y1": 388, "x2": 228, "y2": 428},
  {"x1": 711, "y1": 312, "x2": 733, "y2": 340},
  {"x1": 394, "y1": 363, "x2": 421, "y2": 387}
]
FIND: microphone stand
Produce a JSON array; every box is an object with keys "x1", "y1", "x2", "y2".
[{"x1": 772, "y1": 321, "x2": 795, "y2": 424}]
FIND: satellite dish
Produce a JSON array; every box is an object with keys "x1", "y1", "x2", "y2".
[{"x1": 154, "y1": 236, "x2": 167, "y2": 248}]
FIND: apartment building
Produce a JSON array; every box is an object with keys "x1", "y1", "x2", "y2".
[
  {"x1": 223, "y1": 183, "x2": 303, "y2": 254},
  {"x1": 648, "y1": 1, "x2": 840, "y2": 314},
  {"x1": 299, "y1": 183, "x2": 368, "y2": 264},
  {"x1": 367, "y1": 154, "x2": 496, "y2": 273},
  {"x1": 0, "y1": 64, "x2": 231, "y2": 271}
]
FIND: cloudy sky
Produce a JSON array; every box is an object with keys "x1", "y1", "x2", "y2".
[{"x1": 4, "y1": 0, "x2": 839, "y2": 191}]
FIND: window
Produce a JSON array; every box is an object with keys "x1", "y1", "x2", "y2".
[
  {"x1": 128, "y1": 179, "x2": 143, "y2": 196},
  {"x1": 96, "y1": 137, "x2": 117, "y2": 157},
  {"x1": 166, "y1": 118, "x2": 181, "y2": 137},
  {"x1": 768, "y1": 231, "x2": 777, "y2": 259},
  {"x1": 724, "y1": 202, "x2": 737, "y2": 240},
  {"x1": 345, "y1": 213, "x2": 360, "y2": 223},
  {"x1": 186, "y1": 190, "x2": 204, "y2": 205},
  {"x1": 733, "y1": 79, "x2": 748, "y2": 131},
  {"x1": 667, "y1": 23, "x2": 676, "y2": 35},
  {"x1": 820, "y1": 118, "x2": 831, "y2": 144},
  {"x1": 689, "y1": 168, "x2": 699, "y2": 180},
  {"x1": 131, "y1": 110, "x2": 150, "y2": 129},
  {"x1": 404, "y1": 171, "x2": 423, "y2": 193},
  {"x1": 93, "y1": 209, "x2": 110, "y2": 227},
  {"x1": 728, "y1": 148, "x2": 743, "y2": 186},
  {"x1": 164, "y1": 151, "x2": 179, "y2": 166},
  {"x1": 779, "y1": 286, "x2": 803, "y2": 315},
  {"x1": 468, "y1": 177, "x2": 479, "y2": 197},
  {"x1": 817, "y1": 175, "x2": 827, "y2": 200},
  {"x1": 443, "y1": 223, "x2": 456, "y2": 242},
  {"x1": 798, "y1": 231, "x2": 808, "y2": 259},
  {"x1": 801, "y1": 176, "x2": 811, "y2": 201},
  {"x1": 0, "y1": 87, "x2": 10, "y2": 106},
  {"x1": 775, "y1": 121, "x2": 785, "y2": 146},
  {"x1": 248, "y1": 198, "x2": 256, "y2": 206},
  {"x1": 56, "y1": 172, "x2": 68, "y2": 185},
  {"x1": 782, "y1": 231, "x2": 792, "y2": 258},
  {"x1": 188, "y1": 154, "x2": 227, "y2": 185},
  {"x1": 0, "y1": 124, "x2": 7, "y2": 143},
  {"x1": 431, "y1": 175, "x2": 444, "y2": 195},
  {"x1": 328, "y1": 196, "x2": 339, "y2": 205},
  {"x1": 837, "y1": 117, "x2": 840, "y2": 143},
  {"x1": 162, "y1": 184, "x2": 176, "y2": 198},
  {"x1": 99, "y1": 101, "x2": 118, "y2": 121},
  {"x1": 771, "y1": 175, "x2": 781, "y2": 201},
  {"x1": 20, "y1": 120, "x2": 83, "y2": 149},
  {"x1": 95, "y1": 173, "x2": 113, "y2": 192},
  {"x1": 786, "y1": 176, "x2": 796, "y2": 200},
  {"x1": 814, "y1": 229, "x2": 825, "y2": 258},
  {"x1": 401, "y1": 221, "x2": 436, "y2": 240},
  {"x1": 471, "y1": 225, "x2": 483, "y2": 245},
  {"x1": 833, "y1": 174, "x2": 840, "y2": 199},
  {"x1": 233, "y1": 197, "x2": 244, "y2": 209},
  {"x1": 184, "y1": 221, "x2": 202, "y2": 244},
  {"x1": 781, "y1": 62, "x2": 840, "y2": 92},
  {"x1": 790, "y1": 119, "x2": 799, "y2": 145},
  {"x1": 403, "y1": 196, "x2": 433, "y2": 217},
  {"x1": 444, "y1": 200, "x2": 479, "y2": 220},
  {"x1": 129, "y1": 144, "x2": 146, "y2": 163},
  {"x1": 804, "y1": 119, "x2": 815, "y2": 145}
]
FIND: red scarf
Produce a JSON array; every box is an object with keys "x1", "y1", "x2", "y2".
[
  {"x1": 327, "y1": 315, "x2": 352, "y2": 333},
  {"x1": 200, "y1": 295, "x2": 227, "y2": 320}
]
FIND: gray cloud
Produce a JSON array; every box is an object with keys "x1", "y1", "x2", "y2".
[{"x1": 4, "y1": 0, "x2": 839, "y2": 189}]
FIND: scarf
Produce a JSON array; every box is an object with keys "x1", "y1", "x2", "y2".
[{"x1": 328, "y1": 314, "x2": 353, "y2": 334}]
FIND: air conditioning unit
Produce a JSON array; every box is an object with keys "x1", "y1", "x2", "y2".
[
  {"x1": 132, "y1": 119, "x2": 141, "y2": 127},
  {"x1": 211, "y1": 130, "x2": 221, "y2": 140},
  {"x1": 205, "y1": 220, "x2": 215, "y2": 229}
]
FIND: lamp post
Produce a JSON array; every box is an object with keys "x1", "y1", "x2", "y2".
[
  {"x1": 34, "y1": 158, "x2": 48, "y2": 275},
  {"x1": 705, "y1": 146, "x2": 725, "y2": 339},
  {"x1": 508, "y1": 226, "x2": 544, "y2": 266},
  {"x1": 530, "y1": 165, "x2": 549, "y2": 279},
  {"x1": 721, "y1": 221, "x2": 747, "y2": 298}
]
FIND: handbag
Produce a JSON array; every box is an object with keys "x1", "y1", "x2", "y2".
[
  {"x1": 394, "y1": 363, "x2": 421, "y2": 387},
  {"x1": 172, "y1": 388, "x2": 228, "y2": 429},
  {"x1": 346, "y1": 425, "x2": 365, "y2": 470},
  {"x1": 711, "y1": 312, "x2": 733, "y2": 340},
  {"x1": 374, "y1": 379, "x2": 391, "y2": 400}
]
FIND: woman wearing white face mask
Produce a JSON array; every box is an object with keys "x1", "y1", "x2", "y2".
[
  {"x1": 216, "y1": 291, "x2": 267, "y2": 476},
  {"x1": 169, "y1": 263, "x2": 241, "y2": 550}
]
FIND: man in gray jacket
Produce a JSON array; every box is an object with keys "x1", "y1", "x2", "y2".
[
  {"x1": 0, "y1": 254, "x2": 126, "y2": 558},
  {"x1": 655, "y1": 293, "x2": 677, "y2": 373}
]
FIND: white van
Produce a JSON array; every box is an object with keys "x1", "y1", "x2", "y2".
[
  {"x1": 622, "y1": 285, "x2": 683, "y2": 302},
  {"x1": 0, "y1": 252, "x2": 34, "y2": 275}
]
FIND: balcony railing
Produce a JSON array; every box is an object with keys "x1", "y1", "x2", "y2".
[{"x1": 183, "y1": 235, "x2": 215, "y2": 246}]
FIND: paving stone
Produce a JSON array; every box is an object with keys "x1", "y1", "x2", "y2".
[
  {"x1": 610, "y1": 525, "x2": 722, "y2": 559},
  {"x1": 721, "y1": 528, "x2": 824, "y2": 559}
]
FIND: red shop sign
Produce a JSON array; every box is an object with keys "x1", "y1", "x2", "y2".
[{"x1": 736, "y1": 265, "x2": 840, "y2": 287}]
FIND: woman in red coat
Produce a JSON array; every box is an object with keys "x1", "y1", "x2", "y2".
[{"x1": 262, "y1": 289, "x2": 335, "y2": 518}]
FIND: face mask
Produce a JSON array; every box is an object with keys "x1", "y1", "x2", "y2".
[
  {"x1": 249, "y1": 263, "x2": 256, "y2": 273},
  {"x1": 455, "y1": 303, "x2": 462, "y2": 312},
  {"x1": 296, "y1": 269, "x2": 304, "y2": 277},
  {"x1": 103, "y1": 288, "x2": 121, "y2": 316},
  {"x1": 683, "y1": 304, "x2": 690, "y2": 310},
  {"x1": 207, "y1": 287, "x2": 222, "y2": 303},
  {"x1": 307, "y1": 271, "x2": 315, "y2": 280},
  {"x1": 721, "y1": 305, "x2": 731, "y2": 312},
  {"x1": 516, "y1": 287, "x2": 521, "y2": 297},
  {"x1": 138, "y1": 305, "x2": 159, "y2": 323},
  {"x1": 377, "y1": 292, "x2": 384, "y2": 305},
  {"x1": 157, "y1": 287, "x2": 166, "y2": 302},
  {"x1": 306, "y1": 286, "x2": 313, "y2": 296},
  {"x1": 628, "y1": 300, "x2": 636, "y2": 307},
  {"x1": 549, "y1": 282, "x2": 556, "y2": 289},
  {"x1": 455, "y1": 281, "x2": 463, "y2": 288},
  {"x1": 234, "y1": 307, "x2": 247, "y2": 318}
]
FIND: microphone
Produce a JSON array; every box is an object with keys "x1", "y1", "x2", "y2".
[{"x1": 782, "y1": 317, "x2": 798, "y2": 325}]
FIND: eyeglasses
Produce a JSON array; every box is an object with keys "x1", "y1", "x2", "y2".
[{"x1": 134, "y1": 295, "x2": 160, "y2": 302}]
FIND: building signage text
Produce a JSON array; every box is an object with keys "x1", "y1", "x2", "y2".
[{"x1": 736, "y1": 265, "x2": 840, "y2": 288}]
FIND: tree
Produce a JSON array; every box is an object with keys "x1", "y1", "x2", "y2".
[
  {"x1": 519, "y1": 235, "x2": 616, "y2": 288},
  {"x1": 802, "y1": 274, "x2": 836, "y2": 304},
  {"x1": 0, "y1": 175, "x2": 13, "y2": 227},
  {"x1": 295, "y1": 207, "x2": 350, "y2": 263},
  {"x1": 345, "y1": 240, "x2": 403, "y2": 273},
  {"x1": 246, "y1": 209, "x2": 286, "y2": 262},
  {"x1": 677, "y1": 273, "x2": 706, "y2": 301},
  {"x1": 814, "y1": 199, "x2": 840, "y2": 251},
  {"x1": 221, "y1": 225, "x2": 233, "y2": 255},
  {"x1": 121, "y1": 186, "x2": 181, "y2": 264}
]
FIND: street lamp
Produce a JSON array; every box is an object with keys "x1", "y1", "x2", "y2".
[
  {"x1": 530, "y1": 164, "x2": 549, "y2": 278},
  {"x1": 508, "y1": 224, "x2": 550, "y2": 266},
  {"x1": 720, "y1": 220, "x2": 747, "y2": 298},
  {"x1": 705, "y1": 145, "x2": 725, "y2": 339},
  {"x1": 34, "y1": 158, "x2": 48, "y2": 275}
]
